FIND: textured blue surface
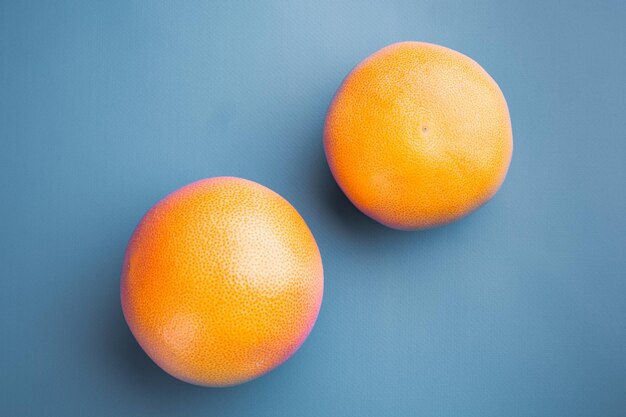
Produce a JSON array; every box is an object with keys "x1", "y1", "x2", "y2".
[{"x1": 1, "y1": 1, "x2": 626, "y2": 416}]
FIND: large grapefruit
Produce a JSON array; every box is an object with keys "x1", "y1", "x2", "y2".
[{"x1": 121, "y1": 177, "x2": 323, "y2": 386}]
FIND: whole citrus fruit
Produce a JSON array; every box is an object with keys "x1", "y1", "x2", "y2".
[
  {"x1": 324, "y1": 42, "x2": 513, "y2": 229},
  {"x1": 120, "y1": 177, "x2": 323, "y2": 387}
]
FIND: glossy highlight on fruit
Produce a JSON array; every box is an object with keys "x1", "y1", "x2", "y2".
[
  {"x1": 324, "y1": 42, "x2": 513, "y2": 230},
  {"x1": 121, "y1": 177, "x2": 324, "y2": 387}
]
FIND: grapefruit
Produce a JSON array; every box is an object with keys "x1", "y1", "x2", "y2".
[
  {"x1": 324, "y1": 42, "x2": 513, "y2": 229},
  {"x1": 121, "y1": 177, "x2": 323, "y2": 386}
]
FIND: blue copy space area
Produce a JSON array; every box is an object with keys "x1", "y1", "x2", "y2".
[{"x1": 1, "y1": 1, "x2": 625, "y2": 416}]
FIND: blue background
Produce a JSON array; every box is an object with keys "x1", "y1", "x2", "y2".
[{"x1": 1, "y1": 1, "x2": 625, "y2": 416}]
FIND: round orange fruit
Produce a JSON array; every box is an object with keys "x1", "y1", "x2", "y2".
[
  {"x1": 120, "y1": 177, "x2": 323, "y2": 387},
  {"x1": 324, "y1": 42, "x2": 513, "y2": 230}
]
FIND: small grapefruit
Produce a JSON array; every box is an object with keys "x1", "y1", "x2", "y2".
[
  {"x1": 121, "y1": 177, "x2": 323, "y2": 387},
  {"x1": 324, "y1": 42, "x2": 513, "y2": 229}
]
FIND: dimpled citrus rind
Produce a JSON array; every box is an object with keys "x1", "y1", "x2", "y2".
[
  {"x1": 121, "y1": 177, "x2": 324, "y2": 386},
  {"x1": 324, "y1": 42, "x2": 513, "y2": 230}
]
